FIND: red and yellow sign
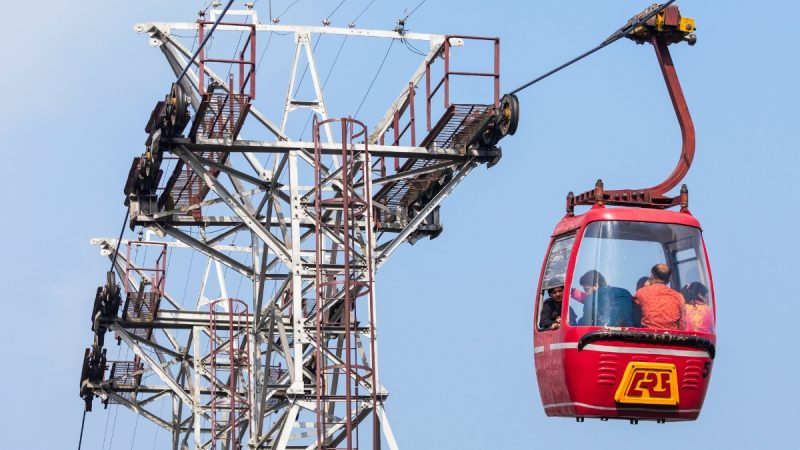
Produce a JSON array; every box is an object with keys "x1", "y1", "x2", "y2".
[{"x1": 614, "y1": 362, "x2": 679, "y2": 406}]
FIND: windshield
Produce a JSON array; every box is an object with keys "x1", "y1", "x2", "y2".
[{"x1": 568, "y1": 220, "x2": 713, "y2": 333}]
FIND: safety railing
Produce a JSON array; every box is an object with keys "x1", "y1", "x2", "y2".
[
  {"x1": 122, "y1": 241, "x2": 167, "y2": 326},
  {"x1": 425, "y1": 35, "x2": 500, "y2": 131},
  {"x1": 198, "y1": 21, "x2": 256, "y2": 99}
]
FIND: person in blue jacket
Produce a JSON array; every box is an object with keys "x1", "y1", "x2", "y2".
[{"x1": 577, "y1": 270, "x2": 635, "y2": 327}]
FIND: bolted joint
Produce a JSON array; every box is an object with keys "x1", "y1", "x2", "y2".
[
  {"x1": 594, "y1": 179, "x2": 605, "y2": 205},
  {"x1": 566, "y1": 191, "x2": 575, "y2": 216},
  {"x1": 680, "y1": 184, "x2": 689, "y2": 212}
]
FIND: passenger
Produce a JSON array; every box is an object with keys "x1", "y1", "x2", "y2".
[
  {"x1": 634, "y1": 264, "x2": 685, "y2": 330},
  {"x1": 578, "y1": 270, "x2": 635, "y2": 327},
  {"x1": 539, "y1": 285, "x2": 565, "y2": 330},
  {"x1": 631, "y1": 276, "x2": 650, "y2": 327},
  {"x1": 623, "y1": 277, "x2": 650, "y2": 327},
  {"x1": 683, "y1": 281, "x2": 714, "y2": 333},
  {"x1": 566, "y1": 285, "x2": 585, "y2": 325},
  {"x1": 570, "y1": 286, "x2": 588, "y2": 303}
]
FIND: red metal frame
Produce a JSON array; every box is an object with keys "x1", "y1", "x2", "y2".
[
  {"x1": 209, "y1": 298, "x2": 252, "y2": 450},
  {"x1": 198, "y1": 21, "x2": 256, "y2": 99},
  {"x1": 533, "y1": 207, "x2": 716, "y2": 422},
  {"x1": 107, "y1": 355, "x2": 144, "y2": 404},
  {"x1": 123, "y1": 241, "x2": 167, "y2": 330},
  {"x1": 646, "y1": 35, "x2": 695, "y2": 196},
  {"x1": 374, "y1": 34, "x2": 500, "y2": 152},
  {"x1": 163, "y1": 82, "x2": 241, "y2": 218},
  {"x1": 124, "y1": 241, "x2": 167, "y2": 298},
  {"x1": 387, "y1": 82, "x2": 418, "y2": 147},
  {"x1": 313, "y1": 117, "x2": 379, "y2": 449},
  {"x1": 369, "y1": 37, "x2": 501, "y2": 230},
  {"x1": 425, "y1": 35, "x2": 500, "y2": 131},
  {"x1": 157, "y1": 20, "x2": 258, "y2": 222}
]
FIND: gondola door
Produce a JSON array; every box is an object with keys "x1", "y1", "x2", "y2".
[{"x1": 533, "y1": 231, "x2": 576, "y2": 412}]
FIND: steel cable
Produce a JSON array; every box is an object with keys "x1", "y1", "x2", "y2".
[
  {"x1": 109, "y1": 210, "x2": 130, "y2": 275},
  {"x1": 107, "y1": 403, "x2": 119, "y2": 449},
  {"x1": 326, "y1": 0, "x2": 348, "y2": 21},
  {"x1": 509, "y1": 0, "x2": 675, "y2": 95},
  {"x1": 177, "y1": 0, "x2": 236, "y2": 84},
  {"x1": 226, "y1": 14, "x2": 251, "y2": 81},
  {"x1": 180, "y1": 247, "x2": 196, "y2": 307},
  {"x1": 353, "y1": 39, "x2": 395, "y2": 117},
  {"x1": 151, "y1": 396, "x2": 167, "y2": 449},
  {"x1": 401, "y1": 0, "x2": 426, "y2": 22},
  {"x1": 293, "y1": 36, "x2": 323, "y2": 97},
  {"x1": 129, "y1": 414, "x2": 140, "y2": 450},
  {"x1": 100, "y1": 403, "x2": 112, "y2": 449},
  {"x1": 292, "y1": 0, "x2": 350, "y2": 95},
  {"x1": 100, "y1": 344, "x2": 124, "y2": 449},
  {"x1": 77, "y1": 215, "x2": 130, "y2": 446},
  {"x1": 77, "y1": 410, "x2": 87, "y2": 450},
  {"x1": 274, "y1": 0, "x2": 303, "y2": 22},
  {"x1": 350, "y1": 0, "x2": 376, "y2": 27},
  {"x1": 400, "y1": 37, "x2": 425, "y2": 56},
  {"x1": 299, "y1": 35, "x2": 349, "y2": 139}
]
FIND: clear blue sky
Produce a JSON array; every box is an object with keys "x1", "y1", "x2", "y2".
[{"x1": 2, "y1": 1, "x2": 797, "y2": 449}]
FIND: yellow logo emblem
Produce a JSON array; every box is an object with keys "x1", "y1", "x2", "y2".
[{"x1": 614, "y1": 362, "x2": 679, "y2": 406}]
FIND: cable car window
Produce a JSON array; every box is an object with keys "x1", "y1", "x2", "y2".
[
  {"x1": 537, "y1": 234, "x2": 575, "y2": 330},
  {"x1": 568, "y1": 221, "x2": 713, "y2": 332},
  {"x1": 672, "y1": 240, "x2": 715, "y2": 333}
]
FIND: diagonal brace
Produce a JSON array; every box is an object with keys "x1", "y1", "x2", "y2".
[{"x1": 173, "y1": 146, "x2": 292, "y2": 265}]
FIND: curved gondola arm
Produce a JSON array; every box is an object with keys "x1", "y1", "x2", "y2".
[
  {"x1": 567, "y1": 4, "x2": 698, "y2": 212},
  {"x1": 644, "y1": 34, "x2": 695, "y2": 197}
]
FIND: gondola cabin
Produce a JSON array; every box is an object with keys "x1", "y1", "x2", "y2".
[{"x1": 533, "y1": 205, "x2": 715, "y2": 422}]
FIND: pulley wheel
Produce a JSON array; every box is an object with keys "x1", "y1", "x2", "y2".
[
  {"x1": 167, "y1": 83, "x2": 187, "y2": 134},
  {"x1": 498, "y1": 93, "x2": 519, "y2": 136}
]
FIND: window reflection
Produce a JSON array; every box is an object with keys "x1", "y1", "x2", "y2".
[
  {"x1": 538, "y1": 235, "x2": 575, "y2": 330},
  {"x1": 542, "y1": 235, "x2": 574, "y2": 290},
  {"x1": 568, "y1": 221, "x2": 713, "y2": 333}
]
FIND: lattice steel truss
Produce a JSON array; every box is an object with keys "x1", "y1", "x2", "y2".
[{"x1": 80, "y1": 6, "x2": 512, "y2": 450}]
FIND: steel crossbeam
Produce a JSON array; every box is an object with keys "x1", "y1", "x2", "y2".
[{"x1": 168, "y1": 136, "x2": 501, "y2": 160}]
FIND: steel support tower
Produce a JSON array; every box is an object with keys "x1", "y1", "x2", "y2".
[{"x1": 80, "y1": 6, "x2": 516, "y2": 449}]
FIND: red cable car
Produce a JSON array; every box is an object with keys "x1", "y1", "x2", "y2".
[{"x1": 533, "y1": 5, "x2": 715, "y2": 423}]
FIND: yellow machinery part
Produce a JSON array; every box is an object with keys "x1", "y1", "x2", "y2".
[{"x1": 679, "y1": 17, "x2": 695, "y2": 32}]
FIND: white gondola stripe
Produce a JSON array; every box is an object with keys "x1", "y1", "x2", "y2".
[
  {"x1": 543, "y1": 401, "x2": 700, "y2": 413},
  {"x1": 545, "y1": 342, "x2": 709, "y2": 358},
  {"x1": 550, "y1": 342, "x2": 578, "y2": 350},
  {"x1": 533, "y1": 346, "x2": 545, "y2": 354},
  {"x1": 582, "y1": 343, "x2": 709, "y2": 358}
]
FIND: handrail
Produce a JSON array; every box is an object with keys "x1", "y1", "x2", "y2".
[
  {"x1": 198, "y1": 21, "x2": 257, "y2": 98},
  {"x1": 425, "y1": 35, "x2": 500, "y2": 130}
]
